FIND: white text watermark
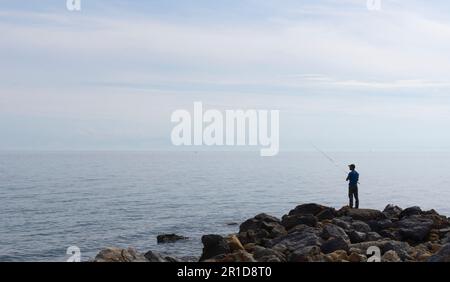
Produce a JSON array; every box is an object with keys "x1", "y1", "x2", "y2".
[{"x1": 171, "y1": 102, "x2": 279, "y2": 157}]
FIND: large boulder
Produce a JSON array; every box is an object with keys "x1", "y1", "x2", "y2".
[
  {"x1": 428, "y1": 244, "x2": 450, "y2": 262},
  {"x1": 367, "y1": 219, "x2": 393, "y2": 232},
  {"x1": 94, "y1": 247, "x2": 148, "y2": 262},
  {"x1": 281, "y1": 214, "x2": 318, "y2": 230},
  {"x1": 332, "y1": 218, "x2": 352, "y2": 231},
  {"x1": 288, "y1": 203, "x2": 331, "y2": 217},
  {"x1": 396, "y1": 215, "x2": 434, "y2": 243},
  {"x1": 351, "y1": 221, "x2": 372, "y2": 233},
  {"x1": 348, "y1": 230, "x2": 367, "y2": 244},
  {"x1": 399, "y1": 206, "x2": 422, "y2": 218},
  {"x1": 342, "y1": 208, "x2": 386, "y2": 222},
  {"x1": 320, "y1": 224, "x2": 350, "y2": 243},
  {"x1": 268, "y1": 225, "x2": 322, "y2": 252},
  {"x1": 288, "y1": 246, "x2": 324, "y2": 262},
  {"x1": 383, "y1": 204, "x2": 403, "y2": 219},
  {"x1": 199, "y1": 235, "x2": 231, "y2": 261},
  {"x1": 238, "y1": 213, "x2": 286, "y2": 245},
  {"x1": 321, "y1": 237, "x2": 349, "y2": 254}
]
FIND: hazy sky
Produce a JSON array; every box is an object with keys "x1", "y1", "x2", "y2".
[{"x1": 1, "y1": 0, "x2": 450, "y2": 151}]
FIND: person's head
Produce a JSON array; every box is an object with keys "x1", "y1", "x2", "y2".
[{"x1": 349, "y1": 164, "x2": 356, "y2": 171}]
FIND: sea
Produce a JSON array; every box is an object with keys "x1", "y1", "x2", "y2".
[{"x1": 1, "y1": 151, "x2": 449, "y2": 261}]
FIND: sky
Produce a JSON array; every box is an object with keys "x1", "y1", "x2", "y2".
[{"x1": 1, "y1": 0, "x2": 450, "y2": 151}]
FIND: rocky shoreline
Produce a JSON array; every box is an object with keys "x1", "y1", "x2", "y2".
[{"x1": 94, "y1": 203, "x2": 450, "y2": 262}]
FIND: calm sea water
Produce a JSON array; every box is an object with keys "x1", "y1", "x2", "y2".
[{"x1": 0, "y1": 151, "x2": 449, "y2": 261}]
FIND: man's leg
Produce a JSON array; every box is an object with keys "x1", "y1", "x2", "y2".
[
  {"x1": 354, "y1": 187, "x2": 359, "y2": 209},
  {"x1": 348, "y1": 188, "x2": 354, "y2": 208}
]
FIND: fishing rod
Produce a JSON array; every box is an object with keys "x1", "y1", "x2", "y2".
[
  {"x1": 310, "y1": 142, "x2": 361, "y2": 184},
  {"x1": 310, "y1": 143, "x2": 348, "y2": 174}
]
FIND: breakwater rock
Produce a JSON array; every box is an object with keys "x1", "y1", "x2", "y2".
[{"x1": 94, "y1": 204, "x2": 450, "y2": 262}]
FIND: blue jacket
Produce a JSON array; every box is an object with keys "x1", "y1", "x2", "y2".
[{"x1": 347, "y1": 170, "x2": 359, "y2": 186}]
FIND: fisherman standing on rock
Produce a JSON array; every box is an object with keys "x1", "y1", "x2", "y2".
[{"x1": 346, "y1": 164, "x2": 359, "y2": 209}]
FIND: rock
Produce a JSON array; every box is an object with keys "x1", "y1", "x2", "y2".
[
  {"x1": 344, "y1": 208, "x2": 386, "y2": 222},
  {"x1": 379, "y1": 229, "x2": 402, "y2": 241},
  {"x1": 320, "y1": 224, "x2": 350, "y2": 242},
  {"x1": 281, "y1": 214, "x2": 318, "y2": 230},
  {"x1": 247, "y1": 245, "x2": 286, "y2": 262},
  {"x1": 144, "y1": 250, "x2": 168, "y2": 262},
  {"x1": 226, "y1": 235, "x2": 245, "y2": 252},
  {"x1": 321, "y1": 237, "x2": 349, "y2": 254},
  {"x1": 380, "y1": 241, "x2": 415, "y2": 261},
  {"x1": 332, "y1": 218, "x2": 352, "y2": 231},
  {"x1": 428, "y1": 244, "x2": 450, "y2": 262},
  {"x1": 351, "y1": 221, "x2": 372, "y2": 233},
  {"x1": 423, "y1": 213, "x2": 450, "y2": 229},
  {"x1": 396, "y1": 215, "x2": 434, "y2": 243},
  {"x1": 226, "y1": 222, "x2": 238, "y2": 226},
  {"x1": 324, "y1": 250, "x2": 349, "y2": 262},
  {"x1": 367, "y1": 219, "x2": 393, "y2": 232},
  {"x1": 348, "y1": 252, "x2": 367, "y2": 262},
  {"x1": 269, "y1": 225, "x2": 322, "y2": 252},
  {"x1": 383, "y1": 204, "x2": 403, "y2": 219},
  {"x1": 399, "y1": 206, "x2": 422, "y2": 218},
  {"x1": 238, "y1": 229, "x2": 270, "y2": 245},
  {"x1": 382, "y1": 250, "x2": 402, "y2": 262},
  {"x1": 316, "y1": 208, "x2": 337, "y2": 221},
  {"x1": 288, "y1": 246, "x2": 323, "y2": 262},
  {"x1": 199, "y1": 234, "x2": 231, "y2": 261},
  {"x1": 239, "y1": 213, "x2": 286, "y2": 244},
  {"x1": 288, "y1": 203, "x2": 330, "y2": 216},
  {"x1": 366, "y1": 232, "x2": 383, "y2": 241},
  {"x1": 156, "y1": 234, "x2": 188, "y2": 244},
  {"x1": 94, "y1": 247, "x2": 148, "y2": 262},
  {"x1": 205, "y1": 250, "x2": 256, "y2": 262},
  {"x1": 348, "y1": 230, "x2": 367, "y2": 244}
]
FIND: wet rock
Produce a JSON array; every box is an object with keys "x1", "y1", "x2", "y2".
[
  {"x1": 94, "y1": 247, "x2": 148, "y2": 262},
  {"x1": 399, "y1": 206, "x2": 422, "y2": 218},
  {"x1": 157, "y1": 234, "x2": 188, "y2": 244},
  {"x1": 382, "y1": 250, "x2": 402, "y2": 262},
  {"x1": 281, "y1": 214, "x2": 318, "y2": 230},
  {"x1": 332, "y1": 218, "x2": 352, "y2": 231},
  {"x1": 199, "y1": 234, "x2": 231, "y2": 261},
  {"x1": 321, "y1": 237, "x2": 349, "y2": 254},
  {"x1": 428, "y1": 244, "x2": 450, "y2": 262}
]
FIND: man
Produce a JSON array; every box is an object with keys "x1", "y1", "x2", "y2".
[{"x1": 346, "y1": 164, "x2": 359, "y2": 209}]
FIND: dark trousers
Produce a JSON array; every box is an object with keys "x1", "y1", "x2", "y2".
[{"x1": 349, "y1": 185, "x2": 359, "y2": 209}]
